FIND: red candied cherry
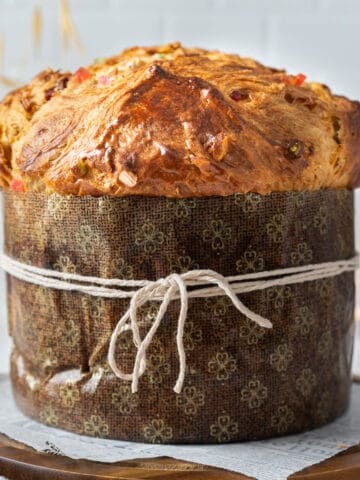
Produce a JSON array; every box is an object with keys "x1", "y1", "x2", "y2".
[
  {"x1": 283, "y1": 73, "x2": 307, "y2": 86},
  {"x1": 10, "y1": 179, "x2": 26, "y2": 192},
  {"x1": 72, "y1": 67, "x2": 91, "y2": 84}
]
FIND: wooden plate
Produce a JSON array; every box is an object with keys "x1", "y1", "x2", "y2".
[
  {"x1": 0, "y1": 433, "x2": 253, "y2": 479},
  {"x1": 1, "y1": 433, "x2": 360, "y2": 479}
]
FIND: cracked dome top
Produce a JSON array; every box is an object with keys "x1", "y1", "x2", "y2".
[{"x1": 0, "y1": 42, "x2": 359, "y2": 197}]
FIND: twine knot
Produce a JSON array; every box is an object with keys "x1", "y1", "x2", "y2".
[{"x1": 108, "y1": 269, "x2": 273, "y2": 394}]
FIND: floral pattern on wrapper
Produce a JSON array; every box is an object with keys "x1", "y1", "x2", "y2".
[{"x1": 4, "y1": 188, "x2": 355, "y2": 443}]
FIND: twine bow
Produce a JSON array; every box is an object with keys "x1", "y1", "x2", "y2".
[{"x1": 107, "y1": 270, "x2": 272, "y2": 394}]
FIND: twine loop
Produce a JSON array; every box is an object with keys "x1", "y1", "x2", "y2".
[{"x1": 108, "y1": 270, "x2": 272, "y2": 394}]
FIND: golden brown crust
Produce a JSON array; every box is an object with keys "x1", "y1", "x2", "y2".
[
  {"x1": 0, "y1": 42, "x2": 359, "y2": 196},
  {"x1": 0, "y1": 69, "x2": 71, "y2": 189}
]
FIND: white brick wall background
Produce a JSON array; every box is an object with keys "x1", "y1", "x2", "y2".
[{"x1": 0, "y1": 0, "x2": 359, "y2": 373}]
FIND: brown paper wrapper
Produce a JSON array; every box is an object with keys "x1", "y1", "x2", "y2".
[{"x1": 3, "y1": 189, "x2": 355, "y2": 444}]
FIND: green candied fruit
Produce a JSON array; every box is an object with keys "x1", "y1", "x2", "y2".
[{"x1": 94, "y1": 57, "x2": 106, "y2": 64}]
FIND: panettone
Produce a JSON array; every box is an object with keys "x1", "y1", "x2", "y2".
[
  {"x1": 0, "y1": 42, "x2": 359, "y2": 197},
  {"x1": 0, "y1": 44, "x2": 358, "y2": 444}
]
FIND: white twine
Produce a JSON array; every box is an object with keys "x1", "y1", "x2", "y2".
[{"x1": 0, "y1": 252, "x2": 358, "y2": 394}]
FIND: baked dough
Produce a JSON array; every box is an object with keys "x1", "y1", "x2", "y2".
[{"x1": 0, "y1": 42, "x2": 359, "y2": 196}]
